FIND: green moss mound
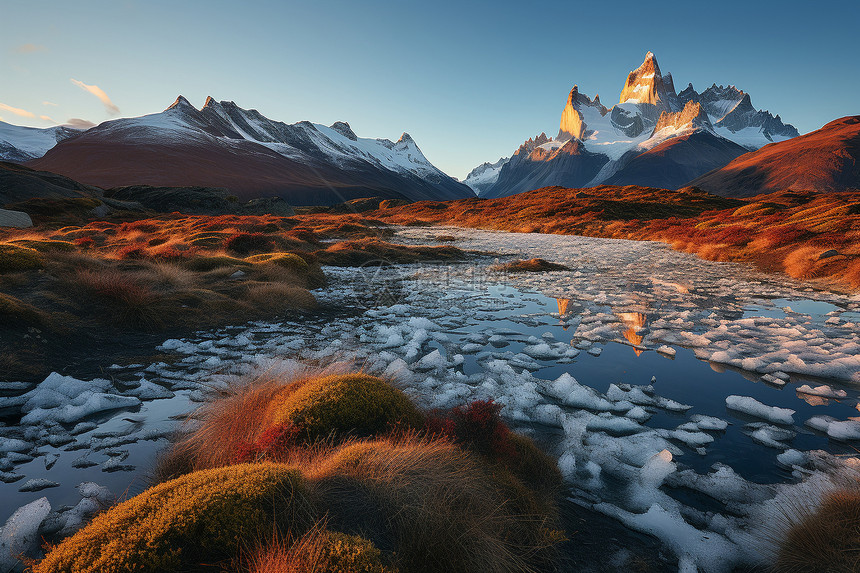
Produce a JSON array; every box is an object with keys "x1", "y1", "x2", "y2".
[
  {"x1": 0, "y1": 244, "x2": 43, "y2": 273},
  {"x1": 34, "y1": 463, "x2": 313, "y2": 573},
  {"x1": 268, "y1": 374, "x2": 423, "y2": 442},
  {"x1": 246, "y1": 252, "x2": 310, "y2": 272},
  {"x1": 316, "y1": 532, "x2": 394, "y2": 573}
]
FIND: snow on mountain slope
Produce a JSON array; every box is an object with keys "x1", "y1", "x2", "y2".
[
  {"x1": 25, "y1": 96, "x2": 474, "y2": 204},
  {"x1": 477, "y1": 52, "x2": 799, "y2": 197},
  {"x1": 0, "y1": 122, "x2": 81, "y2": 163},
  {"x1": 464, "y1": 157, "x2": 509, "y2": 195}
]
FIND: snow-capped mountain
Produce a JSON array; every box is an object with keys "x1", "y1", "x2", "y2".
[
  {"x1": 18, "y1": 96, "x2": 474, "y2": 205},
  {"x1": 477, "y1": 52, "x2": 799, "y2": 198},
  {"x1": 463, "y1": 156, "x2": 509, "y2": 195},
  {"x1": 0, "y1": 122, "x2": 81, "y2": 163}
]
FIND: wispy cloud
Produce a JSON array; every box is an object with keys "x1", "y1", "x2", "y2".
[
  {"x1": 39, "y1": 115, "x2": 54, "y2": 122},
  {"x1": 42, "y1": 101, "x2": 58, "y2": 107},
  {"x1": 0, "y1": 102, "x2": 36, "y2": 118},
  {"x1": 15, "y1": 43, "x2": 46, "y2": 54},
  {"x1": 64, "y1": 118, "x2": 96, "y2": 130},
  {"x1": 70, "y1": 78, "x2": 119, "y2": 115}
]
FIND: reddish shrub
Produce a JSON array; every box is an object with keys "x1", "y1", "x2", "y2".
[
  {"x1": 150, "y1": 245, "x2": 197, "y2": 262},
  {"x1": 74, "y1": 237, "x2": 95, "y2": 250},
  {"x1": 116, "y1": 243, "x2": 148, "y2": 260},
  {"x1": 424, "y1": 400, "x2": 515, "y2": 460},
  {"x1": 235, "y1": 422, "x2": 302, "y2": 463}
]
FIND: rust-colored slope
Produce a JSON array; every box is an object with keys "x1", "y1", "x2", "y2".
[{"x1": 691, "y1": 116, "x2": 860, "y2": 197}]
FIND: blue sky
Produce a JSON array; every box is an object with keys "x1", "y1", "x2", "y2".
[{"x1": 2, "y1": 0, "x2": 857, "y2": 179}]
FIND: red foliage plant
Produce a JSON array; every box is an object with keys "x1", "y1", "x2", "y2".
[
  {"x1": 234, "y1": 422, "x2": 302, "y2": 463},
  {"x1": 74, "y1": 237, "x2": 95, "y2": 250},
  {"x1": 425, "y1": 400, "x2": 515, "y2": 460}
]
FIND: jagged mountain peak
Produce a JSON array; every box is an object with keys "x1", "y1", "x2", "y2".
[
  {"x1": 558, "y1": 85, "x2": 608, "y2": 142},
  {"x1": 618, "y1": 52, "x2": 677, "y2": 113},
  {"x1": 203, "y1": 96, "x2": 218, "y2": 109},
  {"x1": 166, "y1": 95, "x2": 194, "y2": 112},
  {"x1": 330, "y1": 121, "x2": 357, "y2": 141},
  {"x1": 469, "y1": 51, "x2": 801, "y2": 198}
]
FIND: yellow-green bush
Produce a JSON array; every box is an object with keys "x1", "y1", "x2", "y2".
[
  {"x1": 250, "y1": 528, "x2": 396, "y2": 573},
  {"x1": 267, "y1": 374, "x2": 424, "y2": 442},
  {"x1": 0, "y1": 244, "x2": 43, "y2": 273},
  {"x1": 34, "y1": 463, "x2": 314, "y2": 573},
  {"x1": 246, "y1": 252, "x2": 310, "y2": 273}
]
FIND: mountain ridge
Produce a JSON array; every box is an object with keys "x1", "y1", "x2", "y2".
[
  {"x1": 467, "y1": 52, "x2": 800, "y2": 197},
  {"x1": 9, "y1": 96, "x2": 474, "y2": 205}
]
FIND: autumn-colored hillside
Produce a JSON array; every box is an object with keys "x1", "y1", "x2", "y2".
[{"x1": 363, "y1": 185, "x2": 860, "y2": 289}]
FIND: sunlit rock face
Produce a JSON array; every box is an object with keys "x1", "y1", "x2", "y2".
[
  {"x1": 618, "y1": 51, "x2": 679, "y2": 113},
  {"x1": 557, "y1": 86, "x2": 608, "y2": 142},
  {"x1": 653, "y1": 101, "x2": 713, "y2": 133}
]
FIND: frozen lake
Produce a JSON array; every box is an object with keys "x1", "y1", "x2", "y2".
[{"x1": 3, "y1": 227, "x2": 860, "y2": 571}]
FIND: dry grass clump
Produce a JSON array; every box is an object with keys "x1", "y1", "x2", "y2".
[
  {"x1": 138, "y1": 371, "x2": 562, "y2": 573},
  {"x1": 0, "y1": 292, "x2": 49, "y2": 326},
  {"x1": 75, "y1": 267, "x2": 164, "y2": 329},
  {"x1": 156, "y1": 373, "x2": 423, "y2": 478},
  {"x1": 244, "y1": 283, "x2": 317, "y2": 312},
  {"x1": 773, "y1": 489, "x2": 860, "y2": 572},
  {"x1": 308, "y1": 437, "x2": 559, "y2": 573},
  {"x1": 491, "y1": 258, "x2": 570, "y2": 273}
]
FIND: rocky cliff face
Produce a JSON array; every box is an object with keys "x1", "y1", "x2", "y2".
[
  {"x1": 558, "y1": 86, "x2": 608, "y2": 142},
  {"x1": 653, "y1": 101, "x2": 713, "y2": 133},
  {"x1": 618, "y1": 51, "x2": 680, "y2": 113}
]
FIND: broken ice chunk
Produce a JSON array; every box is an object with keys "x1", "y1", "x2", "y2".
[
  {"x1": 725, "y1": 395, "x2": 795, "y2": 425},
  {"x1": 19, "y1": 478, "x2": 60, "y2": 492},
  {"x1": 0, "y1": 497, "x2": 51, "y2": 571}
]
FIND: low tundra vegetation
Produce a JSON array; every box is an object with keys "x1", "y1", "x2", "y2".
[
  {"x1": 35, "y1": 371, "x2": 563, "y2": 573},
  {"x1": 0, "y1": 212, "x2": 466, "y2": 381},
  {"x1": 367, "y1": 186, "x2": 860, "y2": 289}
]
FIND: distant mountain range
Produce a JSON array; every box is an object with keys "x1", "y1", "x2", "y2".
[
  {"x1": 2, "y1": 58, "x2": 856, "y2": 205},
  {"x1": 2, "y1": 97, "x2": 473, "y2": 205},
  {"x1": 465, "y1": 52, "x2": 801, "y2": 197}
]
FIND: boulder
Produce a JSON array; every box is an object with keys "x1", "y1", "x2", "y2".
[{"x1": 0, "y1": 209, "x2": 33, "y2": 228}]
